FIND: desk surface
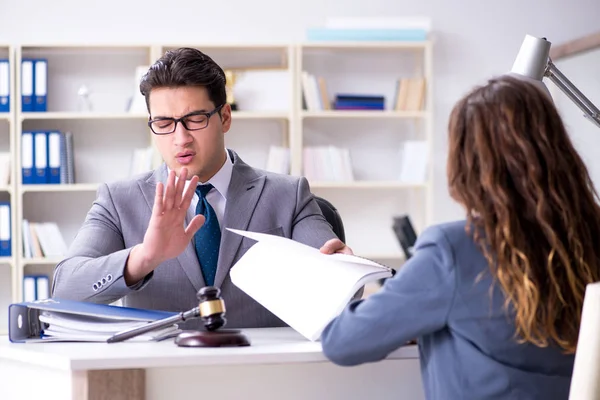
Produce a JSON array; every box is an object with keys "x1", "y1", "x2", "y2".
[{"x1": 0, "y1": 327, "x2": 419, "y2": 371}]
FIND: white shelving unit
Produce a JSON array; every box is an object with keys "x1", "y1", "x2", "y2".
[
  {"x1": 13, "y1": 44, "x2": 156, "y2": 315},
  {"x1": 296, "y1": 41, "x2": 433, "y2": 267},
  {"x1": 2, "y1": 41, "x2": 434, "y2": 328},
  {"x1": 0, "y1": 45, "x2": 16, "y2": 334}
]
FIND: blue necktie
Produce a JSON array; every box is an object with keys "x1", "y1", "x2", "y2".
[{"x1": 194, "y1": 184, "x2": 221, "y2": 287}]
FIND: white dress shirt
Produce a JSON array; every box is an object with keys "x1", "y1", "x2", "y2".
[{"x1": 169, "y1": 149, "x2": 233, "y2": 228}]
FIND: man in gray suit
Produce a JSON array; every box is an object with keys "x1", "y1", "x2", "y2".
[{"x1": 52, "y1": 47, "x2": 341, "y2": 329}]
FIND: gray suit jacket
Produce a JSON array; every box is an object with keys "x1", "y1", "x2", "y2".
[
  {"x1": 321, "y1": 221, "x2": 574, "y2": 400},
  {"x1": 52, "y1": 150, "x2": 337, "y2": 329}
]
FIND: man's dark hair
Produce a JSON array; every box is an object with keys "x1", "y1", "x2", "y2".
[{"x1": 140, "y1": 47, "x2": 227, "y2": 113}]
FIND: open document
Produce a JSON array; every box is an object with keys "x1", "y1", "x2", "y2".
[{"x1": 228, "y1": 228, "x2": 393, "y2": 341}]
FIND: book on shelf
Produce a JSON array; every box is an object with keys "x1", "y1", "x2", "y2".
[
  {"x1": 398, "y1": 140, "x2": 428, "y2": 184},
  {"x1": 9, "y1": 298, "x2": 180, "y2": 343},
  {"x1": 303, "y1": 145, "x2": 354, "y2": 182},
  {"x1": 22, "y1": 220, "x2": 68, "y2": 258},
  {"x1": 333, "y1": 94, "x2": 385, "y2": 110},
  {"x1": 265, "y1": 145, "x2": 290, "y2": 175},
  {"x1": 392, "y1": 78, "x2": 426, "y2": 111},
  {"x1": 228, "y1": 228, "x2": 393, "y2": 341}
]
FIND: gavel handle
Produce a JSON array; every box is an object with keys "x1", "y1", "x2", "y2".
[{"x1": 107, "y1": 307, "x2": 200, "y2": 343}]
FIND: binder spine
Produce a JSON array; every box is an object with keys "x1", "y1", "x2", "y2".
[
  {"x1": 34, "y1": 131, "x2": 48, "y2": 184},
  {"x1": 33, "y1": 59, "x2": 47, "y2": 112},
  {"x1": 0, "y1": 202, "x2": 10, "y2": 257},
  {"x1": 47, "y1": 131, "x2": 61, "y2": 184},
  {"x1": 0, "y1": 59, "x2": 9, "y2": 112},
  {"x1": 21, "y1": 59, "x2": 34, "y2": 112},
  {"x1": 8, "y1": 304, "x2": 43, "y2": 343},
  {"x1": 21, "y1": 132, "x2": 35, "y2": 184}
]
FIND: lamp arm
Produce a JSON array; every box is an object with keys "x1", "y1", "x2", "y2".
[{"x1": 545, "y1": 60, "x2": 600, "y2": 129}]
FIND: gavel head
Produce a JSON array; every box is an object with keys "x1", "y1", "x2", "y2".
[{"x1": 197, "y1": 286, "x2": 227, "y2": 331}]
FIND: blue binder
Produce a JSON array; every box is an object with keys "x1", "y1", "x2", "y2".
[
  {"x1": 21, "y1": 131, "x2": 35, "y2": 184},
  {"x1": 33, "y1": 59, "x2": 47, "y2": 112},
  {"x1": 46, "y1": 131, "x2": 61, "y2": 184},
  {"x1": 21, "y1": 59, "x2": 34, "y2": 112},
  {"x1": 0, "y1": 202, "x2": 10, "y2": 257},
  {"x1": 33, "y1": 130, "x2": 48, "y2": 183},
  {"x1": 9, "y1": 298, "x2": 178, "y2": 342},
  {"x1": 0, "y1": 59, "x2": 9, "y2": 112}
]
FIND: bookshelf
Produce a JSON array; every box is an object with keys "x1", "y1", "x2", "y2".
[
  {"x1": 10, "y1": 45, "x2": 156, "y2": 331},
  {"x1": 2, "y1": 41, "x2": 434, "y2": 333},
  {"x1": 296, "y1": 41, "x2": 433, "y2": 267},
  {"x1": 0, "y1": 45, "x2": 16, "y2": 334}
]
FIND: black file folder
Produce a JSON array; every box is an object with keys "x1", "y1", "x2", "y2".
[{"x1": 392, "y1": 215, "x2": 418, "y2": 260}]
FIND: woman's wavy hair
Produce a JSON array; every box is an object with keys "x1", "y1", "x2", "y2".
[{"x1": 447, "y1": 75, "x2": 600, "y2": 354}]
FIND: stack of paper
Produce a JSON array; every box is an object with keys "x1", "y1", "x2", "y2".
[
  {"x1": 229, "y1": 229, "x2": 393, "y2": 341},
  {"x1": 9, "y1": 299, "x2": 180, "y2": 343}
]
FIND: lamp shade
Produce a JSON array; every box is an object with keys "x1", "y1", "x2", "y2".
[
  {"x1": 511, "y1": 34, "x2": 551, "y2": 80},
  {"x1": 509, "y1": 34, "x2": 554, "y2": 100}
]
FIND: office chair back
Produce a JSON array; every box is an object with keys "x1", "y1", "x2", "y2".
[
  {"x1": 314, "y1": 196, "x2": 345, "y2": 243},
  {"x1": 569, "y1": 281, "x2": 600, "y2": 399}
]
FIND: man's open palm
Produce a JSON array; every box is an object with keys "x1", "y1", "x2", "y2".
[{"x1": 143, "y1": 168, "x2": 205, "y2": 264}]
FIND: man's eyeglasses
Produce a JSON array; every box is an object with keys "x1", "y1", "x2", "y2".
[{"x1": 148, "y1": 104, "x2": 224, "y2": 135}]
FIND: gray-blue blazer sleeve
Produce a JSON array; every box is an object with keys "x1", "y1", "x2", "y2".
[
  {"x1": 52, "y1": 182, "x2": 148, "y2": 303},
  {"x1": 320, "y1": 225, "x2": 456, "y2": 365}
]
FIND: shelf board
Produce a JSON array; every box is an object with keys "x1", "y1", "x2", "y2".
[
  {"x1": 309, "y1": 181, "x2": 426, "y2": 189},
  {"x1": 0, "y1": 257, "x2": 14, "y2": 266},
  {"x1": 20, "y1": 183, "x2": 99, "y2": 193},
  {"x1": 0, "y1": 113, "x2": 11, "y2": 122},
  {"x1": 19, "y1": 111, "x2": 289, "y2": 121},
  {"x1": 232, "y1": 111, "x2": 289, "y2": 120},
  {"x1": 22, "y1": 257, "x2": 62, "y2": 266},
  {"x1": 301, "y1": 41, "x2": 430, "y2": 50},
  {"x1": 20, "y1": 112, "x2": 148, "y2": 121},
  {"x1": 302, "y1": 110, "x2": 427, "y2": 119},
  {"x1": 0, "y1": 186, "x2": 13, "y2": 195}
]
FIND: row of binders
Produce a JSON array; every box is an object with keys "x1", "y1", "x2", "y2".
[
  {"x1": 0, "y1": 58, "x2": 49, "y2": 112},
  {"x1": 0, "y1": 59, "x2": 9, "y2": 112},
  {"x1": 21, "y1": 131, "x2": 74, "y2": 184},
  {"x1": 0, "y1": 202, "x2": 10, "y2": 256},
  {"x1": 21, "y1": 58, "x2": 47, "y2": 112},
  {"x1": 23, "y1": 274, "x2": 50, "y2": 302}
]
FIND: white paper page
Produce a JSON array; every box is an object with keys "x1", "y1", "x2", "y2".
[
  {"x1": 229, "y1": 240, "x2": 390, "y2": 341},
  {"x1": 39, "y1": 312, "x2": 150, "y2": 333},
  {"x1": 227, "y1": 228, "x2": 390, "y2": 269}
]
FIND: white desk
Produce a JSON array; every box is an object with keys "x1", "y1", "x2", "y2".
[{"x1": 0, "y1": 327, "x2": 424, "y2": 400}]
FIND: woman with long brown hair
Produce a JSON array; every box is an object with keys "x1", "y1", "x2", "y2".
[{"x1": 319, "y1": 75, "x2": 600, "y2": 399}]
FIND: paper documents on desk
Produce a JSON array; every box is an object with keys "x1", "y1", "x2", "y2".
[
  {"x1": 228, "y1": 228, "x2": 393, "y2": 341},
  {"x1": 8, "y1": 299, "x2": 181, "y2": 343}
]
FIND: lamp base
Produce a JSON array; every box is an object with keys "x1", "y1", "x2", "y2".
[{"x1": 174, "y1": 329, "x2": 251, "y2": 348}]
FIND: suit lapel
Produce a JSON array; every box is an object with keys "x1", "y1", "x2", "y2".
[
  {"x1": 139, "y1": 164, "x2": 206, "y2": 292},
  {"x1": 214, "y1": 152, "x2": 265, "y2": 287}
]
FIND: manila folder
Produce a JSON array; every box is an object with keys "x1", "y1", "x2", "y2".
[{"x1": 228, "y1": 228, "x2": 393, "y2": 341}]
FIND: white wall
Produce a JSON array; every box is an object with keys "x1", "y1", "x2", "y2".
[
  {"x1": 551, "y1": 48, "x2": 600, "y2": 192},
  {"x1": 1, "y1": 0, "x2": 599, "y2": 223}
]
